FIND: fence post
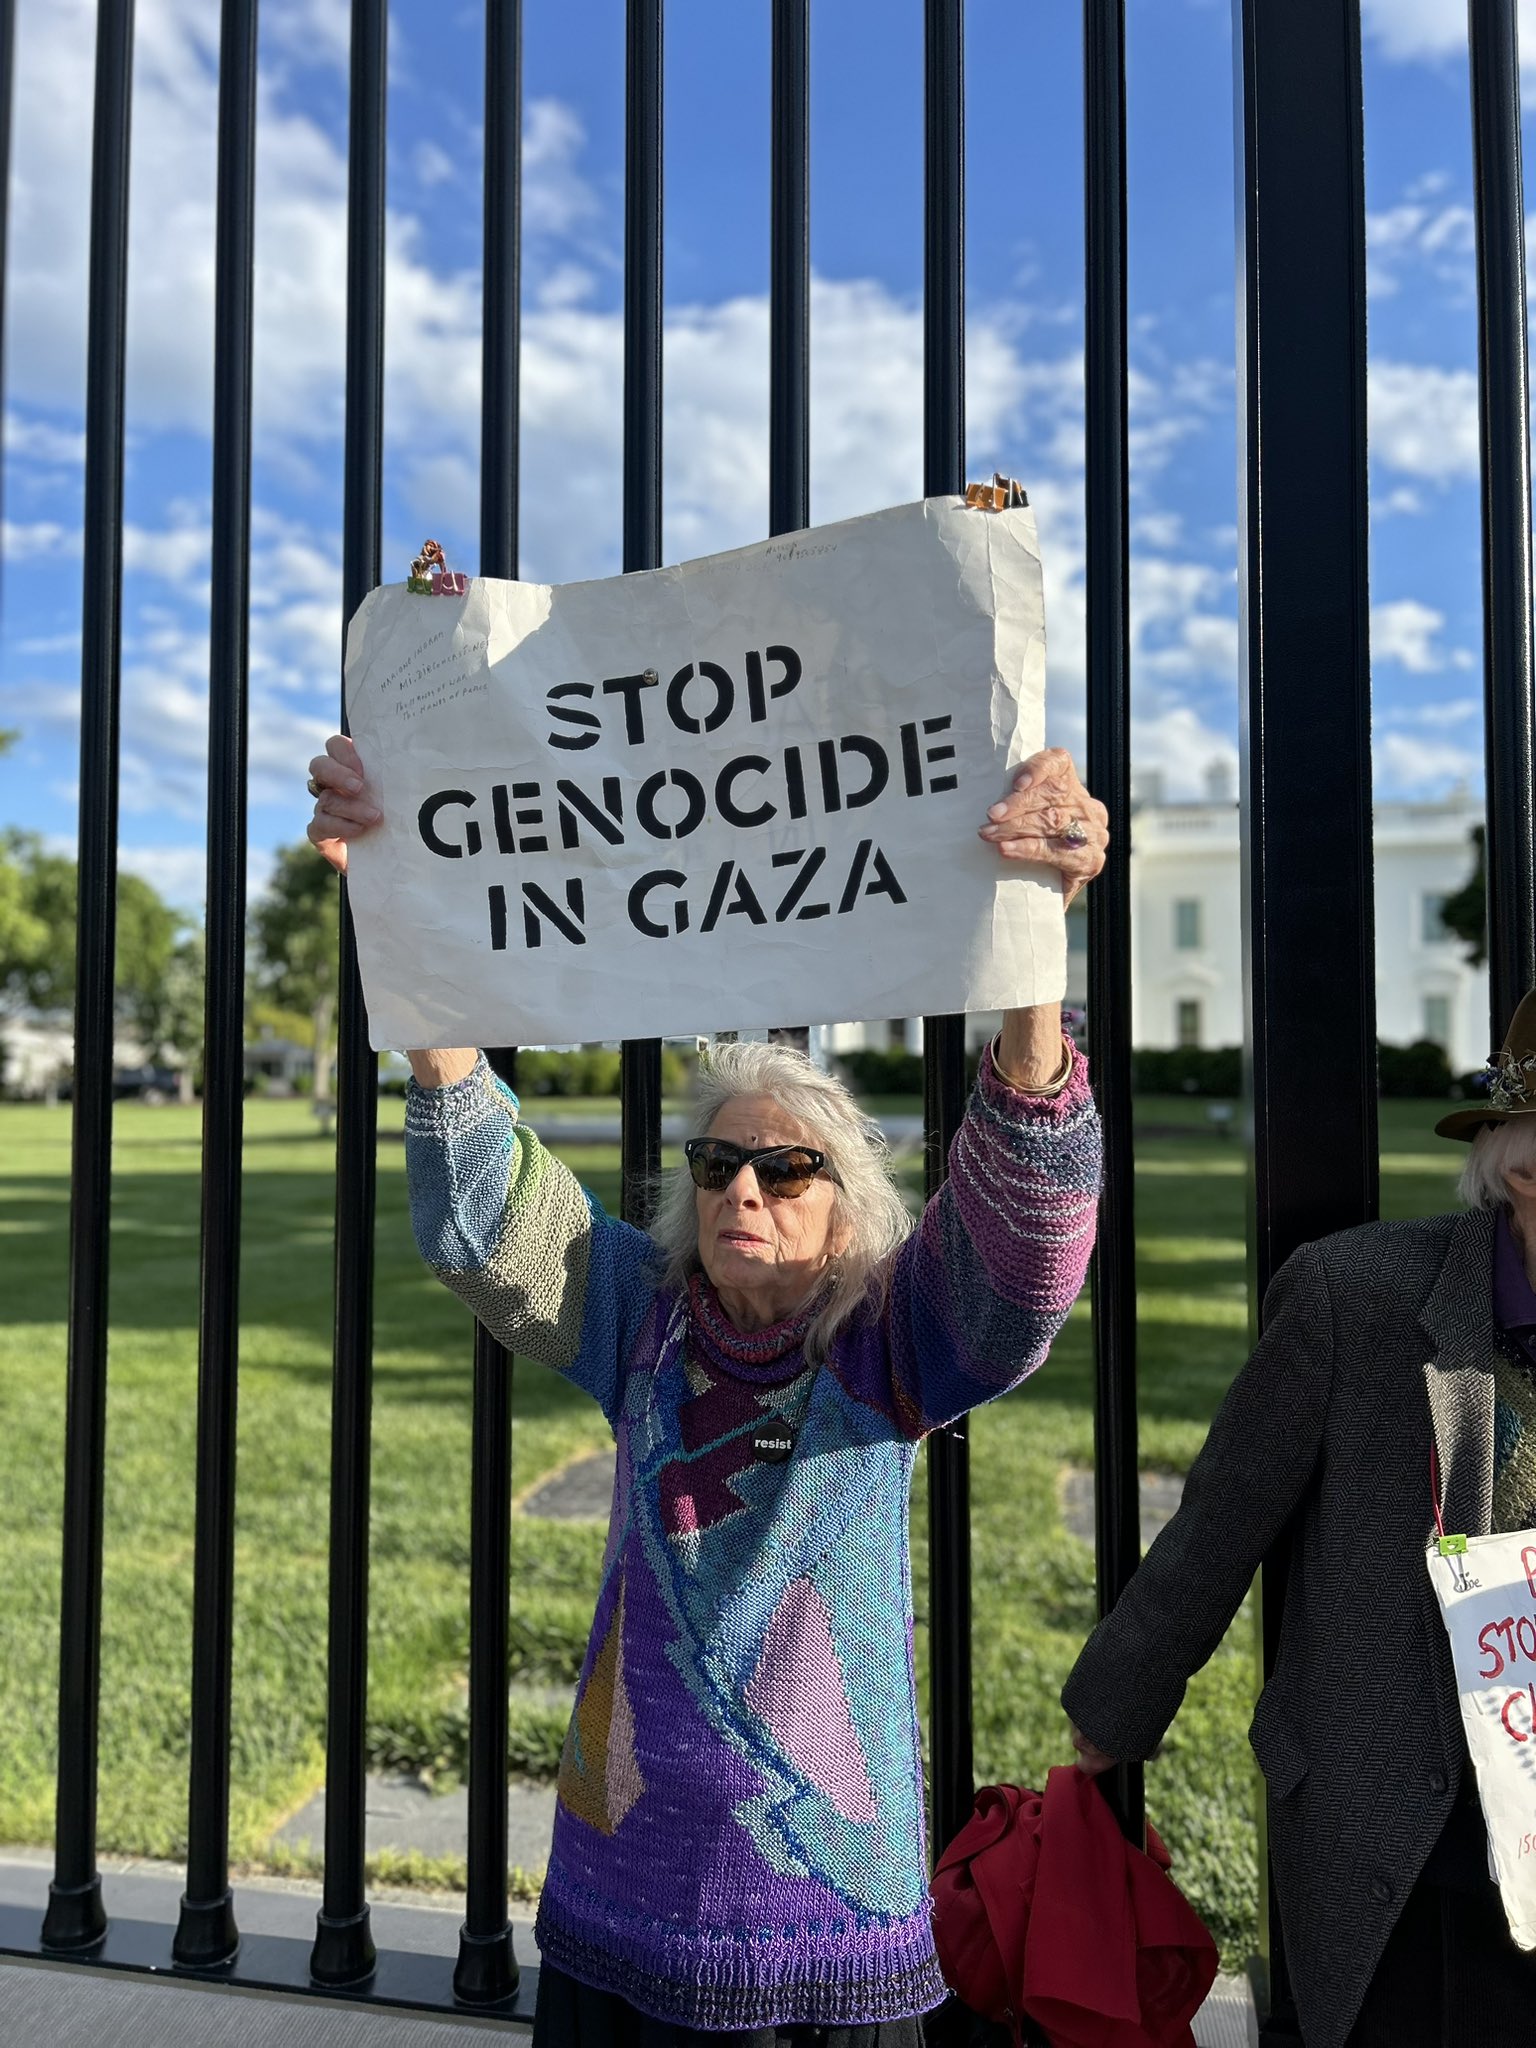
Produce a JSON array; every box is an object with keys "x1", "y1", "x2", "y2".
[
  {"x1": 1234, "y1": 1, "x2": 1375, "y2": 2035},
  {"x1": 921, "y1": 0, "x2": 974, "y2": 1865},
  {"x1": 620, "y1": 0, "x2": 665, "y2": 1227},
  {"x1": 309, "y1": 0, "x2": 386, "y2": 1988},
  {"x1": 41, "y1": 0, "x2": 135, "y2": 1958},
  {"x1": 0, "y1": 0, "x2": 15, "y2": 554},
  {"x1": 1468, "y1": 0, "x2": 1536, "y2": 1036},
  {"x1": 453, "y1": 0, "x2": 525, "y2": 2010},
  {"x1": 1082, "y1": 0, "x2": 1143, "y2": 1846},
  {"x1": 173, "y1": 0, "x2": 258, "y2": 1971}
]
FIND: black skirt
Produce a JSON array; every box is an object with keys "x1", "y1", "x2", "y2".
[{"x1": 532, "y1": 1962, "x2": 958, "y2": 2047}]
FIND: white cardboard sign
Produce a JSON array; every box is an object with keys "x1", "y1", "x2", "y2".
[
  {"x1": 343, "y1": 495, "x2": 1065, "y2": 1050},
  {"x1": 1426, "y1": 1533, "x2": 1536, "y2": 1947}
]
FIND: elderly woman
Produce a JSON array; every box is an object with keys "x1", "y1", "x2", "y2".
[
  {"x1": 1064, "y1": 993, "x2": 1536, "y2": 2048},
  {"x1": 308, "y1": 737, "x2": 1107, "y2": 2046}
]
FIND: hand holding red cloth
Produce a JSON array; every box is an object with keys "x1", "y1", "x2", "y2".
[{"x1": 931, "y1": 1767, "x2": 1219, "y2": 2048}]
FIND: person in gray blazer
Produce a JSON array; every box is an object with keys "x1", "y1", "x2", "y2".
[{"x1": 1062, "y1": 993, "x2": 1536, "y2": 2048}]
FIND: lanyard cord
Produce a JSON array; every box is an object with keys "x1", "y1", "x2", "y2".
[{"x1": 1431, "y1": 1440, "x2": 1447, "y2": 1541}]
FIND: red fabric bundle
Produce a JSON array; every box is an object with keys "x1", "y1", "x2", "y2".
[{"x1": 931, "y1": 1767, "x2": 1220, "y2": 2048}]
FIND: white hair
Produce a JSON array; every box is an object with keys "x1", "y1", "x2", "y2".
[
  {"x1": 648, "y1": 1039, "x2": 915, "y2": 1362},
  {"x1": 1458, "y1": 1118, "x2": 1536, "y2": 1210}
]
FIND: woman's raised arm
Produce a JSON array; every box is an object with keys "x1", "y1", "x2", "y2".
[{"x1": 305, "y1": 734, "x2": 477, "y2": 1088}]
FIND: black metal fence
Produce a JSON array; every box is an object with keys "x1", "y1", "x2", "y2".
[{"x1": 0, "y1": 1, "x2": 1530, "y2": 2041}]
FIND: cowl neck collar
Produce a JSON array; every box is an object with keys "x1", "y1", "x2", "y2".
[{"x1": 687, "y1": 1272, "x2": 819, "y2": 1383}]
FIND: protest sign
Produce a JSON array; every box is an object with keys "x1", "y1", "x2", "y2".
[
  {"x1": 343, "y1": 494, "x2": 1063, "y2": 1049},
  {"x1": 1426, "y1": 1532, "x2": 1536, "y2": 1947}
]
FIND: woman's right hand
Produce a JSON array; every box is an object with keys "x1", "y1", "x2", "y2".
[
  {"x1": 1069, "y1": 1722, "x2": 1117, "y2": 1777},
  {"x1": 306, "y1": 734, "x2": 380, "y2": 875}
]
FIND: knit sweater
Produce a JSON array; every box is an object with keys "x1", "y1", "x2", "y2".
[{"x1": 405, "y1": 1042, "x2": 1102, "y2": 2031}]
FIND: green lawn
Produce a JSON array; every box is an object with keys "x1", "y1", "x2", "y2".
[{"x1": 0, "y1": 1094, "x2": 1464, "y2": 1963}]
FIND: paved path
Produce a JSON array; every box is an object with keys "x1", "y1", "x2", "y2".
[{"x1": 275, "y1": 1778, "x2": 557, "y2": 1875}]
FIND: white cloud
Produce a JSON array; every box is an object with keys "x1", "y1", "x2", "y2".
[
  {"x1": 1367, "y1": 196, "x2": 1475, "y2": 300},
  {"x1": 1130, "y1": 557, "x2": 1238, "y2": 682},
  {"x1": 1369, "y1": 361, "x2": 1479, "y2": 480},
  {"x1": 2, "y1": 519, "x2": 74, "y2": 560},
  {"x1": 523, "y1": 99, "x2": 606, "y2": 243},
  {"x1": 412, "y1": 140, "x2": 457, "y2": 190},
  {"x1": 1361, "y1": 0, "x2": 1536, "y2": 66},
  {"x1": 1376, "y1": 730, "x2": 1482, "y2": 794},
  {"x1": 1384, "y1": 696, "x2": 1481, "y2": 727},
  {"x1": 116, "y1": 844, "x2": 208, "y2": 912},
  {"x1": 1131, "y1": 707, "x2": 1240, "y2": 801},
  {"x1": 1372, "y1": 598, "x2": 1474, "y2": 673},
  {"x1": 4, "y1": 413, "x2": 86, "y2": 464}
]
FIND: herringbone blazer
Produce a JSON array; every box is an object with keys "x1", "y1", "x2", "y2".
[{"x1": 1062, "y1": 1205, "x2": 1503, "y2": 2048}]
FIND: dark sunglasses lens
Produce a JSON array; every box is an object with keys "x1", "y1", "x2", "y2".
[
  {"x1": 688, "y1": 1142, "x2": 740, "y2": 1191},
  {"x1": 756, "y1": 1150, "x2": 822, "y2": 1197}
]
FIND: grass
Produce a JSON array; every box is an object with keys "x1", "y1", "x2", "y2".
[{"x1": 0, "y1": 1092, "x2": 1464, "y2": 1966}]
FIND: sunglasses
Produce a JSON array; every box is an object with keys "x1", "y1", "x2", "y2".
[{"x1": 684, "y1": 1138, "x2": 834, "y2": 1199}]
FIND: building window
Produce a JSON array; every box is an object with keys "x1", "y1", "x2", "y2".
[
  {"x1": 1421, "y1": 893, "x2": 1452, "y2": 945},
  {"x1": 1174, "y1": 899, "x2": 1202, "y2": 951},
  {"x1": 1423, "y1": 994, "x2": 1451, "y2": 1049},
  {"x1": 1176, "y1": 999, "x2": 1202, "y2": 1048}
]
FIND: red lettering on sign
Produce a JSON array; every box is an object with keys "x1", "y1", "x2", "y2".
[{"x1": 1503, "y1": 1688, "x2": 1532, "y2": 1744}]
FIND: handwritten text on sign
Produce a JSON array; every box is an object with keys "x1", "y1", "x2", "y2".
[
  {"x1": 1427, "y1": 1530, "x2": 1536, "y2": 1947},
  {"x1": 343, "y1": 497, "x2": 1064, "y2": 1048}
]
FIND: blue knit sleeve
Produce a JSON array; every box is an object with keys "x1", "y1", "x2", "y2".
[{"x1": 404, "y1": 1056, "x2": 659, "y2": 1428}]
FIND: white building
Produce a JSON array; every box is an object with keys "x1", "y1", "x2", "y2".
[{"x1": 826, "y1": 778, "x2": 1490, "y2": 1074}]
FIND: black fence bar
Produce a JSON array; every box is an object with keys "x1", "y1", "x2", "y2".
[
  {"x1": 459, "y1": 1319, "x2": 518, "y2": 2005},
  {"x1": 620, "y1": 0, "x2": 664, "y2": 1224},
  {"x1": 1469, "y1": 0, "x2": 1536, "y2": 1037},
  {"x1": 173, "y1": 0, "x2": 258, "y2": 1973},
  {"x1": 0, "y1": 0, "x2": 16, "y2": 553},
  {"x1": 1235, "y1": 2, "x2": 1375, "y2": 2037},
  {"x1": 41, "y1": 0, "x2": 135, "y2": 1958},
  {"x1": 1082, "y1": 0, "x2": 1143, "y2": 1845},
  {"x1": 921, "y1": 0, "x2": 973, "y2": 1864},
  {"x1": 453, "y1": 0, "x2": 524, "y2": 2008},
  {"x1": 770, "y1": 0, "x2": 809, "y2": 539},
  {"x1": 310, "y1": 0, "x2": 386, "y2": 1989},
  {"x1": 766, "y1": 0, "x2": 811, "y2": 1054}
]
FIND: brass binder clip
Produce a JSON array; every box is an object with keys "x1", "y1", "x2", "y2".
[{"x1": 964, "y1": 473, "x2": 1029, "y2": 511}]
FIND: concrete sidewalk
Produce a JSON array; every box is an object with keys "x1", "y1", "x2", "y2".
[{"x1": 0, "y1": 1851, "x2": 1256, "y2": 2046}]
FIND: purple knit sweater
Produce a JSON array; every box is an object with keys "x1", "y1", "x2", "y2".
[{"x1": 405, "y1": 1041, "x2": 1101, "y2": 2030}]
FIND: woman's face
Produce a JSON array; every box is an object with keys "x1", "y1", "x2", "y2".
[{"x1": 695, "y1": 1093, "x2": 843, "y2": 1327}]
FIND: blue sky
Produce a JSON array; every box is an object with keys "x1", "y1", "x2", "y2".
[{"x1": 0, "y1": 0, "x2": 1516, "y2": 914}]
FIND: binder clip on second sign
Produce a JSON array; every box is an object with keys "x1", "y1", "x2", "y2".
[
  {"x1": 964, "y1": 473, "x2": 1029, "y2": 511},
  {"x1": 408, "y1": 537, "x2": 469, "y2": 596}
]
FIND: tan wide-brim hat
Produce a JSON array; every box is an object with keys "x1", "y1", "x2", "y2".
[{"x1": 1436, "y1": 989, "x2": 1536, "y2": 1142}]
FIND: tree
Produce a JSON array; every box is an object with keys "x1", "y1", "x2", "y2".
[
  {"x1": 0, "y1": 832, "x2": 182, "y2": 1030},
  {"x1": 137, "y1": 931, "x2": 206, "y2": 1101},
  {"x1": 1441, "y1": 825, "x2": 1487, "y2": 967},
  {"x1": 0, "y1": 841, "x2": 49, "y2": 997},
  {"x1": 250, "y1": 844, "x2": 341, "y2": 1102}
]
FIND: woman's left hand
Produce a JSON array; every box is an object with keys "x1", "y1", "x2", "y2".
[{"x1": 979, "y1": 747, "x2": 1108, "y2": 908}]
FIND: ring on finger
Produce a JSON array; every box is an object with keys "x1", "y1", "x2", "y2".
[
  {"x1": 307, "y1": 775, "x2": 323, "y2": 798},
  {"x1": 1057, "y1": 817, "x2": 1090, "y2": 849}
]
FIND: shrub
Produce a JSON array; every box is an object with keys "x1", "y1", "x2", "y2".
[
  {"x1": 835, "y1": 1047, "x2": 925, "y2": 1096},
  {"x1": 1378, "y1": 1038, "x2": 1454, "y2": 1098},
  {"x1": 1132, "y1": 1047, "x2": 1242, "y2": 1097}
]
